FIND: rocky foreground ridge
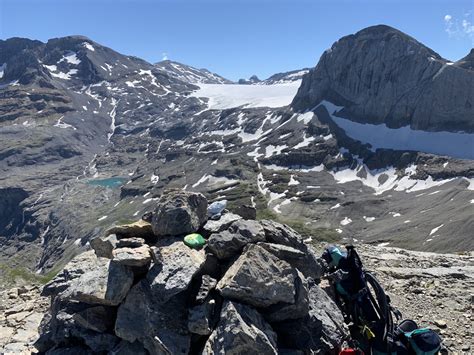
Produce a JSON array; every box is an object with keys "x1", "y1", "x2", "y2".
[
  {"x1": 1, "y1": 190, "x2": 473, "y2": 353},
  {"x1": 30, "y1": 190, "x2": 347, "y2": 354}
]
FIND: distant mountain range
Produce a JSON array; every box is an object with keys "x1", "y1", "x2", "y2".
[{"x1": 0, "y1": 25, "x2": 472, "y2": 284}]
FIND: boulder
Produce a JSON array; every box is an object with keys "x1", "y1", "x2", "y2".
[
  {"x1": 203, "y1": 300, "x2": 278, "y2": 354},
  {"x1": 115, "y1": 280, "x2": 190, "y2": 354},
  {"x1": 264, "y1": 270, "x2": 309, "y2": 322},
  {"x1": 207, "y1": 219, "x2": 265, "y2": 259},
  {"x1": 106, "y1": 219, "x2": 154, "y2": 239},
  {"x1": 42, "y1": 251, "x2": 107, "y2": 297},
  {"x1": 35, "y1": 297, "x2": 120, "y2": 353},
  {"x1": 260, "y1": 220, "x2": 306, "y2": 250},
  {"x1": 57, "y1": 254, "x2": 134, "y2": 306},
  {"x1": 260, "y1": 220, "x2": 324, "y2": 280},
  {"x1": 90, "y1": 234, "x2": 118, "y2": 259},
  {"x1": 148, "y1": 240, "x2": 206, "y2": 302},
  {"x1": 151, "y1": 190, "x2": 208, "y2": 236},
  {"x1": 116, "y1": 237, "x2": 145, "y2": 248},
  {"x1": 217, "y1": 244, "x2": 296, "y2": 308},
  {"x1": 272, "y1": 282, "x2": 347, "y2": 354},
  {"x1": 112, "y1": 245, "x2": 151, "y2": 267},
  {"x1": 202, "y1": 212, "x2": 242, "y2": 234}
]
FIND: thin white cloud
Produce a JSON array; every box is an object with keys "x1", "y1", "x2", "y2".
[
  {"x1": 162, "y1": 52, "x2": 168, "y2": 60},
  {"x1": 444, "y1": 13, "x2": 474, "y2": 40},
  {"x1": 462, "y1": 19, "x2": 474, "y2": 35}
]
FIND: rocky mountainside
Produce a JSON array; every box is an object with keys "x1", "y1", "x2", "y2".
[
  {"x1": 154, "y1": 60, "x2": 232, "y2": 84},
  {"x1": 0, "y1": 26, "x2": 473, "y2": 289},
  {"x1": 292, "y1": 25, "x2": 474, "y2": 133},
  {"x1": 1, "y1": 191, "x2": 472, "y2": 353}
]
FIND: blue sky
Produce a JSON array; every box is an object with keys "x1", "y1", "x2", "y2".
[{"x1": 0, "y1": 0, "x2": 472, "y2": 81}]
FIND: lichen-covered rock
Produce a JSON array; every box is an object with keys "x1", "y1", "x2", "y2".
[
  {"x1": 151, "y1": 190, "x2": 208, "y2": 236},
  {"x1": 203, "y1": 300, "x2": 278, "y2": 355},
  {"x1": 217, "y1": 244, "x2": 296, "y2": 307}
]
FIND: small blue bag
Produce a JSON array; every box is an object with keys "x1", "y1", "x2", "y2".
[{"x1": 403, "y1": 328, "x2": 442, "y2": 355}]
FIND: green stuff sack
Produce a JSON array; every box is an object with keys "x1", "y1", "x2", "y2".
[{"x1": 184, "y1": 233, "x2": 206, "y2": 249}]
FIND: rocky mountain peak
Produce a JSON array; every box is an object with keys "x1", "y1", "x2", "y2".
[
  {"x1": 292, "y1": 25, "x2": 474, "y2": 133},
  {"x1": 456, "y1": 48, "x2": 474, "y2": 70}
]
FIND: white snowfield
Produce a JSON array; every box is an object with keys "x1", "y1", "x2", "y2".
[
  {"x1": 191, "y1": 80, "x2": 301, "y2": 109},
  {"x1": 319, "y1": 101, "x2": 474, "y2": 160}
]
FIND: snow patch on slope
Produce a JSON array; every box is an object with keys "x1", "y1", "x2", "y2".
[
  {"x1": 191, "y1": 81, "x2": 301, "y2": 109},
  {"x1": 319, "y1": 101, "x2": 474, "y2": 160}
]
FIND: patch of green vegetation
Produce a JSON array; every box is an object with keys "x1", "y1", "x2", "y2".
[{"x1": 0, "y1": 263, "x2": 56, "y2": 286}]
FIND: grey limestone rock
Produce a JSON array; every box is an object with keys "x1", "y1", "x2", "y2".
[
  {"x1": 217, "y1": 244, "x2": 297, "y2": 308},
  {"x1": 203, "y1": 300, "x2": 278, "y2": 355},
  {"x1": 151, "y1": 191, "x2": 208, "y2": 237}
]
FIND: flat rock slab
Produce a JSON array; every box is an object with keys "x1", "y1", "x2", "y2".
[
  {"x1": 203, "y1": 300, "x2": 278, "y2": 354},
  {"x1": 148, "y1": 241, "x2": 206, "y2": 302},
  {"x1": 116, "y1": 237, "x2": 145, "y2": 248},
  {"x1": 217, "y1": 244, "x2": 296, "y2": 308},
  {"x1": 106, "y1": 219, "x2": 154, "y2": 239},
  {"x1": 202, "y1": 212, "x2": 242, "y2": 234},
  {"x1": 112, "y1": 245, "x2": 151, "y2": 267}
]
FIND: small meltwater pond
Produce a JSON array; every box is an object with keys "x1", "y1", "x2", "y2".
[{"x1": 86, "y1": 177, "x2": 128, "y2": 188}]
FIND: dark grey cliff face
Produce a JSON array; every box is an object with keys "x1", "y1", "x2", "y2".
[{"x1": 292, "y1": 25, "x2": 474, "y2": 133}]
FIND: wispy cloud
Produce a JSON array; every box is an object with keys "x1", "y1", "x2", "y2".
[
  {"x1": 444, "y1": 12, "x2": 474, "y2": 41},
  {"x1": 162, "y1": 52, "x2": 168, "y2": 60}
]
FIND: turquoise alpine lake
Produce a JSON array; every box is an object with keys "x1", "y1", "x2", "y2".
[{"x1": 86, "y1": 177, "x2": 127, "y2": 188}]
